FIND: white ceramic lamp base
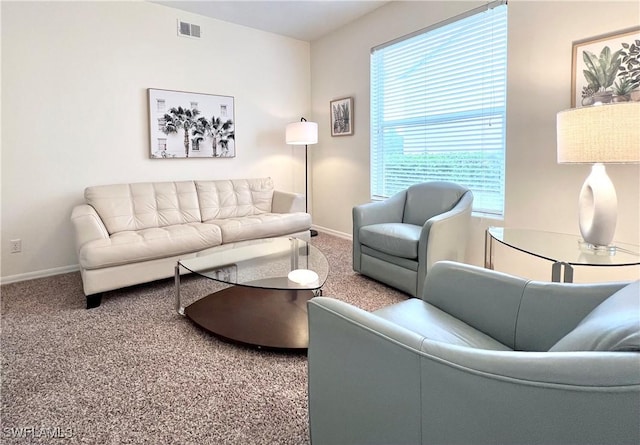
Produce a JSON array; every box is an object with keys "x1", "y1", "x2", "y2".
[{"x1": 578, "y1": 163, "x2": 617, "y2": 248}]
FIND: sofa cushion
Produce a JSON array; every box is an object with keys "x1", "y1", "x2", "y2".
[
  {"x1": 549, "y1": 281, "x2": 640, "y2": 352},
  {"x1": 374, "y1": 299, "x2": 512, "y2": 351},
  {"x1": 359, "y1": 223, "x2": 421, "y2": 259},
  {"x1": 79, "y1": 222, "x2": 223, "y2": 269},
  {"x1": 196, "y1": 178, "x2": 274, "y2": 221},
  {"x1": 85, "y1": 181, "x2": 201, "y2": 234},
  {"x1": 212, "y1": 212, "x2": 311, "y2": 243}
]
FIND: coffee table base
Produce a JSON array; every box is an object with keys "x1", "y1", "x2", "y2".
[{"x1": 184, "y1": 286, "x2": 313, "y2": 350}]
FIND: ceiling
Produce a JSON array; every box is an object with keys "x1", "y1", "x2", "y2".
[{"x1": 150, "y1": 1, "x2": 389, "y2": 41}]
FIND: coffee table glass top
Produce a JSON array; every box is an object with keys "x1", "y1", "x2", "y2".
[{"x1": 178, "y1": 237, "x2": 329, "y2": 291}]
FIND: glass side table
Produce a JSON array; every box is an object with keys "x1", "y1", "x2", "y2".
[{"x1": 484, "y1": 227, "x2": 640, "y2": 283}]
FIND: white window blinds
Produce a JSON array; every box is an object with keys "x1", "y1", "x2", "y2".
[{"x1": 370, "y1": 1, "x2": 508, "y2": 216}]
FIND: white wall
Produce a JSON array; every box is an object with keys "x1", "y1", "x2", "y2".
[
  {"x1": 1, "y1": 1, "x2": 311, "y2": 280},
  {"x1": 310, "y1": 0, "x2": 640, "y2": 282}
]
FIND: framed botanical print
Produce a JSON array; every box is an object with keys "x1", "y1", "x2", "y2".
[
  {"x1": 571, "y1": 27, "x2": 640, "y2": 107},
  {"x1": 330, "y1": 97, "x2": 354, "y2": 136}
]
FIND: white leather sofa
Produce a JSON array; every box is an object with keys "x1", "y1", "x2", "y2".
[{"x1": 71, "y1": 177, "x2": 311, "y2": 308}]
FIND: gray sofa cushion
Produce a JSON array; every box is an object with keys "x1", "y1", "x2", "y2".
[{"x1": 550, "y1": 281, "x2": 640, "y2": 352}]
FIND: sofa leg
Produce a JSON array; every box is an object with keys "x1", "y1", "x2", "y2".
[{"x1": 86, "y1": 294, "x2": 102, "y2": 309}]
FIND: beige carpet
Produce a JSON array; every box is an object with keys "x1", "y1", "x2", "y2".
[{"x1": 1, "y1": 233, "x2": 406, "y2": 444}]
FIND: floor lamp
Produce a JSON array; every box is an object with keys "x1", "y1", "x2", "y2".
[
  {"x1": 286, "y1": 117, "x2": 319, "y2": 237},
  {"x1": 557, "y1": 102, "x2": 640, "y2": 251}
]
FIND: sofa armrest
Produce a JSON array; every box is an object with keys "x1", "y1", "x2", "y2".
[
  {"x1": 71, "y1": 204, "x2": 109, "y2": 255},
  {"x1": 272, "y1": 190, "x2": 305, "y2": 213},
  {"x1": 308, "y1": 296, "x2": 424, "y2": 445}
]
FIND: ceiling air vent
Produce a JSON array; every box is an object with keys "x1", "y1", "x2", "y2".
[{"x1": 178, "y1": 20, "x2": 201, "y2": 38}]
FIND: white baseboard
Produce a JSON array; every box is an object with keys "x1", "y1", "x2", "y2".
[
  {"x1": 1, "y1": 264, "x2": 79, "y2": 285},
  {"x1": 313, "y1": 225, "x2": 352, "y2": 241}
]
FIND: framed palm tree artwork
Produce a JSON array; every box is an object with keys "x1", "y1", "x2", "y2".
[{"x1": 148, "y1": 88, "x2": 235, "y2": 158}]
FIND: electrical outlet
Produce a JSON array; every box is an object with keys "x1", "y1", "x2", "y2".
[{"x1": 10, "y1": 239, "x2": 22, "y2": 253}]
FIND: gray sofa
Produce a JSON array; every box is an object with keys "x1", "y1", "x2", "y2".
[
  {"x1": 308, "y1": 261, "x2": 640, "y2": 444},
  {"x1": 71, "y1": 177, "x2": 311, "y2": 307}
]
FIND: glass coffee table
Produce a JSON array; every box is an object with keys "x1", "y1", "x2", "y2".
[{"x1": 175, "y1": 237, "x2": 329, "y2": 350}]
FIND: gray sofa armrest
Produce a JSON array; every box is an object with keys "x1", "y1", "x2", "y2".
[
  {"x1": 71, "y1": 204, "x2": 109, "y2": 255},
  {"x1": 308, "y1": 296, "x2": 424, "y2": 445},
  {"x1": 271, "y1": 190, "x2": 305, "y2": 213}
]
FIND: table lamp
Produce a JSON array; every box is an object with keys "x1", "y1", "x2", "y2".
[
  {"x1": 286, "y1": 117, "x2": 319, "y2": 237},
  {"x1": 556, "y1": 102, "x2": 640, "y2": 250}
]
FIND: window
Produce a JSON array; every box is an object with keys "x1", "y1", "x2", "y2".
[{"x1": 370, "y1": 1, "x2": 507, "y2": 216}]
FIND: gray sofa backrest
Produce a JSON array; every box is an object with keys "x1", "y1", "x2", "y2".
[
  {"x1": 423, "y1": 261, "x2": 631, "y2": 352},
  {"x1": 515, "y1": 281, "x2": 628, "y2": 351},
  {"x1": 402, "y1": 181, "x2": 468, "y2": 227}
]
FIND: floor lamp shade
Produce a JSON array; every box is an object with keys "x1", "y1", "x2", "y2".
[
  {"x1": 557, "y1": 102, "x2": 640, "y2": 247},
  {"x1": 286, "y1": 121, "x2": 318, "y2": 145}
]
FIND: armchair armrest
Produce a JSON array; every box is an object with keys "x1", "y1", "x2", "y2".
[
  {"x1": 353, "y1": 191, "x2": 407, "y2": 271},
  {"x1": 420, "y1": 190, "x2": 473, "y2": 269},
  {"x1": 352, "y1": 190, "x2": 407, "y2": 230},
  {"x1": 70, "y1": 204, "x2": 109, "y2": 254},
  {"x1": 271, "y1": 190, "x2": 305, "y2": 213},
  {"x1": 308, "y1": 296, "x2": 424, "y2": 445}
]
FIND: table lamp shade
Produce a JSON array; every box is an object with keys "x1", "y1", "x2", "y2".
[
  {"x1": 556, "y1": 102, "x2": 640, "y2": 248},
  {"x1": 286, "y1": 121, "x2": 318, "y2": 145},
  {"x1": 557, "y1": 102, "x2": 640, "y2": 164}
]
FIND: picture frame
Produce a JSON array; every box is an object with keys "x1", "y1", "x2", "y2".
[
  {"x1": 148, "y1": 88, "x2": 235, "y2": 158},
  {"x1": 330, "y1": 96, "x2": 354, "y2": 136},
  {"x1": 571, "y1": 26, "x2": 640, "y2": 108}
]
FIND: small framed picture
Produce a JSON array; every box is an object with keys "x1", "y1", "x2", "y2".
[
  {"x1": 571, "y1": 26, "x2": 640, "y2": 107},
  {"x1": 330, "y1": 97, "x2": 354, "y2": 136}
]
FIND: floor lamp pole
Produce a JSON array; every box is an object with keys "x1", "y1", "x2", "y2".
[{"x1": 305, "y1": 144, "x2": 318, "y2": 237}]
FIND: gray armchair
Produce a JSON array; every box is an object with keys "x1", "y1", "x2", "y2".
[
  {"x1": 353, "y1": 181, "x2": 472, "y2": 297},
  {"x1": 308, "y1": 261, "x2": 640, "y2": 445}
]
